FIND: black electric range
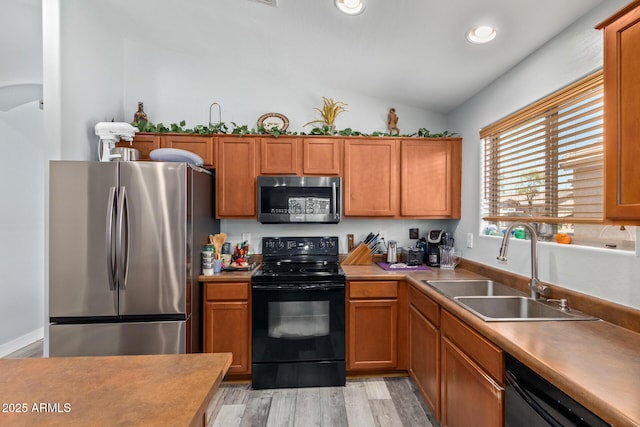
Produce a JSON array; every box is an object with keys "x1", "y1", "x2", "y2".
[{"x1": 251, "y1": 236, "x2": 346, "y2": 389}]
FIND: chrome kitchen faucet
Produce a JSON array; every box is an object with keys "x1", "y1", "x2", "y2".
[{"x1": 497, "y1": 222, "x2": 550, "y2": 300}]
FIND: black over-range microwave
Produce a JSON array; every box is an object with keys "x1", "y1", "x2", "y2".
[{"x1": 257, "y1": 176, "x2": 341, "y2": 223}]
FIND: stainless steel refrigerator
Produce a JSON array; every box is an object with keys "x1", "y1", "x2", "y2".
[{"x1": 49, "y1": 161, "x2": 218, "y2": 356}]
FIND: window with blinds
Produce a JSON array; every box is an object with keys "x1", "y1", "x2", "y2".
[{"x1": 480, "y1": 71, "x2": 635, "y2": 248}]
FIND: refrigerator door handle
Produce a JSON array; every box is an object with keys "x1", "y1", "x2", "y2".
[
  {"x1": 116, "y1": 186, "x2": 130, "y2": 291},
  {"x1": 106, "y1": 186, "x2": 117, "y2": 292}
]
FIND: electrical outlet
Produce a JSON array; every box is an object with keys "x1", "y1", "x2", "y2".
[
  {"x1": 409, "y1": 228, "x2": 419, "y2": 239},
  {"x1": 242, "y1": 233, "x2": 251, "y2": 244},
  {"x1": 466, "y1": 233, "x2": 474, "y2": 248},
  {"x1": 378, "y1": 230, "x2": 385, "y2": 242}
]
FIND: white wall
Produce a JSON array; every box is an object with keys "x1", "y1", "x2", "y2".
[
  {"x1": 59, "y1": 1, "x2": 126, "y2": 160},
  {"x1": 120, "y1": 38, "x2": 446, "y2": 136},
  {"x1": 220, "y1": 219, "x2": 456, "y2": 256},
  {"x1": 448, "y1": 0, "x2": 640, "y2": 310},
  {"x1": 0, "y1": 0, "x2": 45, "y2": 356}
]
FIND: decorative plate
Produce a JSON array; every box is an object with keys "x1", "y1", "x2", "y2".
[
  {"x1": 223, "y1": 263, "x2": 256, "y2": 271},
  {"x1": 257, "y1": 113, "x2": 289, "y2": 131}
]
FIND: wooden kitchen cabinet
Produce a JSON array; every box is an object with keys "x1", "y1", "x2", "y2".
[
  {"x1": 343, "y1": 137, "x2": 461, "y2": 218},
  {"x1": 408, "y1": 286, "x2": 441, "y2": 420},
  {"x1": 118, "y1": 133, "x2": 161, "y2": 160},
  {"x1": 440, "y1": 310, "x2": 504, "y2": 427},
  {"x1": 343, "y1": 139, "x2": 398, "y2": 217},
  {"x1": 258, "y1": 137, "x2": 341, "y2": 176},
  {"x1": 347, "y1": 280, "x2": 398, "y2": 371},
  {"x1": 203, "y1": 282, "x2": 250, "y2": 376},
  {"x1": 302, "y1": 138, "x2": 342, "y2": 175},
  {"x1": 216, "y1": 136, "x2": 256, "y2": 218},
  {"x1": 160, "y1": 134, "x2": 215, "y2": 167},
  {"x1": 123, "y1": 133, "x2": 214, "y2": 166},
  {"x1": 598, "y1": 1, "x2": 640, "y2": 223},
  {"x1": 400, "y1": 139, "x2": 461, "y2": 218},
  {"x1": 258, "y1": 137, "x2": 300, "y2": 175}
]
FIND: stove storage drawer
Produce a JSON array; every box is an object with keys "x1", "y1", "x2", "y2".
[
  {"x1": 349, "y1": 280, "x2": 398, "y2": 299},
  {"x1": 205, "y1": 282, "x2": 249, "y2": 301}
]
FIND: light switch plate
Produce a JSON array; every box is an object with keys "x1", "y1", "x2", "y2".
[{"x1": 466, "y1": 233, "x2": 474, "y2": 248}]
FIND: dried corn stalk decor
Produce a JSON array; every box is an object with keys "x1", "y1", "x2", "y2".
[{"x1": 304, "y1": 97, "x2": 348, "y2": 128}]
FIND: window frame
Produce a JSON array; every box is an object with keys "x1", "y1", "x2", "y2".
[
  {"x1": 480, "y1": 70, "x2": 604, "y2": 225},
  {"x1": 479, "y1": 70, "x2": 635, "y2": 251}
]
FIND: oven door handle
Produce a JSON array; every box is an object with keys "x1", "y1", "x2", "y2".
[
  {"x1": 505, "y1": 371, "x2": 563, "y2": 427},
  {"x1": 252, "y1": 283, "x2": 345, "y2": 291}
]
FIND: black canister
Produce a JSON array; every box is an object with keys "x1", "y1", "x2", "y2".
[
  {"x1": 416, "y1": 237, "x2": 427, "y2": 264},
  {"x1": 426, "y1": 230, "x2": 445, "y2": 267}
]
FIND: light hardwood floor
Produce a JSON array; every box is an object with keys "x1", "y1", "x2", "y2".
[
  {"x1": 5, "y1": 341, "x2": 438, "y2": 426},
  {"x1": 208, "y1": 377, "x2": 437, "y2": 427}
]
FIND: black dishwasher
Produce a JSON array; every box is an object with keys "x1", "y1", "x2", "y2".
[{"x1": 505, "y1": 354, "x2": 610, "y2": 427}]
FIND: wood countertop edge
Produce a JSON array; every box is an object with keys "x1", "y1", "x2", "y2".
[
  {"x1": 188, "y1": 353, "x2": 232, "y2": 427},
  {"x1": 403, "y1": 275, "x2": 640, "y2": 427}
]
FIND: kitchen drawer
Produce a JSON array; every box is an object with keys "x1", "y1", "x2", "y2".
[
  {"x1": 441, "y1": 309, "x2": 503, "y2": 384},
  {"x1": 205, "y1": 282, "x2": 249, "y2": 301},
  {"x1": 409, "y1": 286, "x2": 440, "y2": 326},
  {"x1": 349, "y1": 281, "x2": 398, "y2": 299}
]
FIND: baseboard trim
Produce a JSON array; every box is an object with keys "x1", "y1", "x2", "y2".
[{"x1": 0, "y1": 328, "x2": 44, "y2": 358}]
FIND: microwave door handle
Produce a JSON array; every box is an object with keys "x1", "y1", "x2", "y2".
[{"x1": 332, "y1": 181, "x2": 337, "y2": 219}]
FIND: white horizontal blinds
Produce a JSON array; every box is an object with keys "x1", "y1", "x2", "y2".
[{"x1": 481, "y1": 71, "x2": 604, "y2": 224}]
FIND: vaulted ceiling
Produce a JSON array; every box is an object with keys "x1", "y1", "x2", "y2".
[{"x1": 94, "y1": 0, "x2": 605, "y2": 114}]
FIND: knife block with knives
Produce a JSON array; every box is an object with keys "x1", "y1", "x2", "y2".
[
  {"x1": 341, "y1": 243, "x2": 372, "y2": 265},
  {"x1": 341, "y1": 232, "x2": 379, "y2": 265}
]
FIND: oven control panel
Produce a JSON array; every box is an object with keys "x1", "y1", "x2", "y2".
[{"x1": 262, "y1": 236, "x2": 339, "y2": 256}]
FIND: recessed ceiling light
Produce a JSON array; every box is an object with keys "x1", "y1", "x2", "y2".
[
  {"x1": 466, "y1": 25, "x2": 497, "y2": 44},
  {"x1": 335, "y1": 0, "x2": 365, "y2": 16}
]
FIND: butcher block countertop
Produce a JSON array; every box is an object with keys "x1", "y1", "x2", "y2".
[
  {"x1": 0, "y1": 353, "x2": 232, "y2": 427},
  {"x1": 343, "y1": 263, "x2": 640, "y2": 427}
]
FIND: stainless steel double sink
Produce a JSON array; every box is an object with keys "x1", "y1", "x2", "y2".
[{"x1": 424, "y1": 280, "x2": 599, "y2": 322}]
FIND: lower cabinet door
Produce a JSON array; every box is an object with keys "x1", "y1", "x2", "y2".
[
  {"x1": 348, "y1": 299, "x2": 398, "y2": 370},
  {"x1": 440, "y1": 336, "x2": 504, "y2": 427},
  {"x1": 204, "y1": 301, "x2": 249, "y2": 375},
  {"x1": 409, "y1": 305, "x2": 440, "y2": 420}
]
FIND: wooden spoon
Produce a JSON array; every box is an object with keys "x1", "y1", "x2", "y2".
[
  {"x1": 212, "y1": 234, "x2": 223, "y2": 255},
  {"x1": 208, "y1": 234, "x2": 215, "y2": 245},
  {"x1": 219, "y1": 232, "x2": 227, "y2": 250}
]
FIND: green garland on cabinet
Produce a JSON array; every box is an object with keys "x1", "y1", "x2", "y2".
[{"x1": 131, "y1": 120, "x2": 457, "y2": 139}]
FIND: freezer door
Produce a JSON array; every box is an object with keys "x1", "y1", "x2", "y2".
[
  {"x1": 119, "y1": 162, "x2": 187, "y2": 316},
  {"x1": 49, "y1": 321, "x2": 186, "y2": 356},
  {"x1": 49, "y1": 161, "x2": 119, "y2": 319}
]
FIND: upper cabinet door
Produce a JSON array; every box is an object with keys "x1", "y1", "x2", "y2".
[
  {"x1": 400, "y1": 139, "x2": 461, "y2": 218},
  {"x1": 599, "y1": 2, "x2": 640, "y2": 222},
  {"x1": 259, "y1": 137, "x2": 299, "y2": 175},
  {"x1": 216, "y1": 136, "x2": 256, "y2": 218},
  {"x1": 344, "y1": 139, "x2": 398, "y2": 217},
  {"x1": 161, "y1": 134, "x2": 215, "y2": 167},
  {"x1": 303, "y1": 138, "x2": 342, "y2": 175},
  {"x1": 120, "y1": 133, "x2": 161, "y2": 160}
]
